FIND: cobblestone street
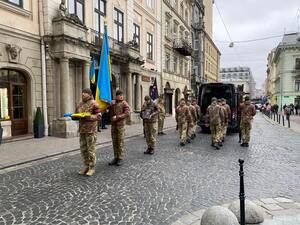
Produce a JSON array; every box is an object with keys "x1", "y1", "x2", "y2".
[{"x1": 0, "y1": 113, "x2": 300, "y2": 225}]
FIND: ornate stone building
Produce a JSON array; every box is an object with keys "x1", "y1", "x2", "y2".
[
  {"x1": 161, "y1": 0, "x2": 192, "y2": 115},
  {"x1": 0, "y1": 0, "x2": 162, "y2": 138}
]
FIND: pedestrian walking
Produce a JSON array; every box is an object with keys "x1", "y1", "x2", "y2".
[
  {"x1": 191, "y1": 98, "x2": 201, "y2": 138},
  {"x1": 176, "y1": 98, "x2": 191, "y2": 146},
  {"x1": 141, "y1": 96, "x2": 158, "y2": 154},
  {"x1": 108, "y1": 90, "x2": 131, "y2": 166},
  {"x1": 240, "y1": 96, "x2": 256, "y2": 147},
  {"x1": 221, "y1": 98, "x2": 231, "y2": 142},
  {"x1": 186, "y1": 99, "x2": 197, "y2": 142},
  {"x1": 76, "y1": 88, "x2": 102, "y2": 176},
  {"x1": 157, "y1": 97, "x2": 166, "y2": 135},
  {"x1": 206, "y1": 97, "x2": 224, "y2": 150}
]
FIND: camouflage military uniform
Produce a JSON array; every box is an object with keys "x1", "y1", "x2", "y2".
[
  {"x1": 176, "y1": 103, "x2": 191, "y2": 145},
  {"x1": 141, "y1": 100, "x2": 158, "y2": 152},
  {"x1": 219, "y1": 103, "x2": 227, "y2": 141},
  {"x1": 206, "y1": 101, "x2": 224, "y2": 147},
  {"x1": 192, "y1": 101, "x2": 201, "y2": 135},
  {"x1": 157, "y1": 101, "x2": 166, "y2": 134},
  {"x1": 222, "y1": 101, "x2": 231, "y2": 139},
  {"x1": 110, "y1": 100, "x2": 130, "y2": 160},
  {"x1": 187, "y1": 102, "x2": 197, "y2": 141},
  {"x1": 240, "y1": 100, "x2": 256, "y2": 145},
  {"x1": 76, "y1": 97, "x2": 101, "y2": 171}
]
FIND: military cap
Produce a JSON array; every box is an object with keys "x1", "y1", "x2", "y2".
[
  {"x1": 217, "y1": 99, "x2": 222, "y2": 103},
  {"x1": 221, "y1": 98, "x2": 225, "y2": 102},
  {"x1": 244, "y1": 96, "x2": 250, "y2": 101},
  {"x1": 82, "y1": 88, "x2": 92, "y2": 96},
  {"x1": 144, "y1": 95, "x2": 151, "y2": 101},
  {"x1": 116, "y1": 90, "x2": 123, "y2": 96},
  {"x1": 211, "y1": 97, "x2": 217, "y2": 102}
]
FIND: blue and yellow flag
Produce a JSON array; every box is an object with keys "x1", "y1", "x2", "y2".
[
  {"x1": 89, "y1": 58, "x2": 96, "y2": 84},
  {"x1": 95, "y1": 24, "x2": 112, "y2": 111}
]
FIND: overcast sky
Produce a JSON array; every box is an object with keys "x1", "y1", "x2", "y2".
[{"x1": 213, "y1": 0, "x2": 300, "y2": 89}]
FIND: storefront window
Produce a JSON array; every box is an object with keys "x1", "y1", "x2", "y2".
[{"x1": 0, "y1": 88, "x2": 9, "y2": 120}]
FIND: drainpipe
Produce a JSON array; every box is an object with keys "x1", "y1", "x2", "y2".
[{"x1": 38, "y1": 0, "x2": 49, "y2": 136}]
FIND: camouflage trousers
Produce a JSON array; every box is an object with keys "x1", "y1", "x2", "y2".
[
  {"x1": 144, "y1": 122, "x2": 156, "y2": 148},
  {"x1": 192, "y1": 122, "x2": 197, "y2": 135},
  {"x1": 178, "y1": 122, "x2": 188, "y2": 143},
  {"x1": 111, "y1": 125, "x2": 125, "y2": 160},
  {"x1": 158, "y1": 117, "x2": 165, "y2": 133},
  {"x1": 79, "y1": 133, "x2": 97, "y2": 168},
  {"x1": 222, "y1": 123, "x2": 228, "y2": 139},
  {"x1": 240, "y1": 122, "x2": 251, "y2": 143},
  {"x1": 187, "y1": 122, "x2": 194, "y2": 139},
  {"x1": 210, "y1": 123, "x2": 222, "y2": 144}
]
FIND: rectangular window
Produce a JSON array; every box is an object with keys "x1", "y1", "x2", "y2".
[
  {"x1": 147, "y1": 0, "x2": 152, "y2": 8},
  {"x1": 180, "y1": 2, "x2": 184, "y2": 18},
  {"x1": 296, "y1": 58, "x2": 300, "y2": 70},
  {"x1": 94, "y1": 0, "x2": 106, "y2": 34},
  {"x1": 180, "y1": 59, "x2": 183, "y2": 75},
  {"x1": 114, "y1": 8, "x2": 124, "y2": 43},
  {"x1": 133, "y1": 23, "x2": 140, "y2": 49},
  {"x1": 4, "y1": 0, "x2": 22, "y2": 7},
  {"x1": 68, "y1": 0, "x2": 85, "y2": 23},
  {"x1": 165, "y1": 18, "x2": 171, "y2": 37},
  {"x1": 295, "y1": 80, "x2": 300, "y2": 91},
  {"x1": 173, "y1": 57, "x2": 178, "y2": 73},
  {"x1": 0, "y1": 88, "x2": 9, "y2": 120},
  {"x1": 147, "y1": 33, "x2": 153, "y2": 60},
  {"x1": 173, "y1": 22, "x2": 178, "y2": 39},
  {"x1": 165, "y1": 53, "x2": 170, "y2": 72}
]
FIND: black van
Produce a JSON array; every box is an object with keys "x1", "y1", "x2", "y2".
[{"x1": 197, "y1": 83, "x2": 243, "y2": 132}]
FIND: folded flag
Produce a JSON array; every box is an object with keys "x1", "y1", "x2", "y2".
[{"x1": 63, "y1": 113, "x2": 91, "y2": 118}]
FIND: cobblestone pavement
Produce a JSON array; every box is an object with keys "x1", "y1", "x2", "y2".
[{"x1": 0, "y1": 113, "x2": 300, "y2": 225}]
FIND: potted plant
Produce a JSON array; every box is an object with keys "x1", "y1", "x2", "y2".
[{"x1": 33, "y1": 107, "x2": 44, "y2": 138}]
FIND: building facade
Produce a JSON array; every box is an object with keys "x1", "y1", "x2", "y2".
[
  {"x1": 0, "y1": 0, "x2": 42, "y2": 138},
  {"x1": 0, "y1": 0, "x2": 162, "y2": 138},
  {"x1": 204, "y1": 32, "x2": 220, "y2": 82},
  {"x1": 265, "y1": 49, "x2": 276, "y2": 104},
  {"x1": 161, "y1": 0, "x2": 192, "y2": 115},
  {"x1": 273, "y1": 33, "x2": 300, "y2": 108},
  {"x1": 190, "y1": 0, "x2": 205, "y2": 97},
  {"x1": 220, "y1": 67, "x2": 256, "y2": 98}
]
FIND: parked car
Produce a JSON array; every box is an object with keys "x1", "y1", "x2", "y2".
[{"x1": 197, "y1": 83, "x2": 243, "y2": 133}]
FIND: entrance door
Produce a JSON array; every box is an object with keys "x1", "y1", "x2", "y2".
[
  {"x1": 165, "y1": 93, "x2": 173, "y2": 115},
  {"x1": 9, "y1": 83, "x2": 28, "y2": 136}
]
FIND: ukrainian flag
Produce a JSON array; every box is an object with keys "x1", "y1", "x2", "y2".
[
  {"x1": 89, "y1": 58, "x2": 96, "y2": 84},
  {"x1": 95, "y1": 24, "x2": 112, "y2": 111}
]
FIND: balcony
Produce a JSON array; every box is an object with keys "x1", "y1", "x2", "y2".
[{"x1": 173, "y1": 38, "x2": 193, "y2": 56}]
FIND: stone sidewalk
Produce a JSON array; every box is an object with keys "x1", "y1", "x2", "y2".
[
  {"x1": 172, "y1": 197, "x2": 300, "y2": 225},
  {"x1": 0, "y1": 116, "x2": 176, "y2": 170},
  {"x1": 263, "y1": 113, "x2": 300, "y2": 134}
]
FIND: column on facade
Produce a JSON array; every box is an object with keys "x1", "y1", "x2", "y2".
[
  {"x1": 60, "y1": 57, "x2": 70, "y2": 115},
  {"x1": 135, "y1": 74, "x2": 141, "y2": 111},
  {"x1": 82, "y1": 61, "x2": 90, "y2": 89},
  {"x1": 126, "y1": 73, "x2": 133, "y2": 108}
]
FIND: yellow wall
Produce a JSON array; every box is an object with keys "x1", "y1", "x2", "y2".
[{"x1": 204, "y1": 34, "x2": 220, "y2": 82}]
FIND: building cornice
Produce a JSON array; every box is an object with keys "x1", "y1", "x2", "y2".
[{"x1": 0, "y1": 25, "x2": 40, "y2": 43}]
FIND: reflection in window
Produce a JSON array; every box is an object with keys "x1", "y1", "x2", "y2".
[
  {"x1": 0, "y1": 88, "x2": 9, "y2": 120},
  {"x1": 5, "y1": 0, "x2": 22, "y2": 7},
  {"x1": 68, "y1": 0, "x2": 85, "y2": 23}
]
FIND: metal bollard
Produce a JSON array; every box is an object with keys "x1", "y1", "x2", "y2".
[
  {"x1": 239, "y1": 159, "x2": 246, "y2": 225},
  {"x1": 279, "y1": 115, "x2": 281, "y2": 124},
  {"x1": 273, "y1": 113, "x2": 275, "y2": 121},
  {"x1": 287, "y1": 116, "x2": 290, "y2": 128},
  {"x1": 277, "y1": 113, "x2": 279, "y2": 122},
  {"x1": 282, "y1": 115, "x2": 285, "y2": 126}
]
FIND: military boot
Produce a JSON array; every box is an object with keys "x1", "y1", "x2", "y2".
[
  {"x1": 108, "y1": 158, "x2": 118, "y2": 166},
  {"x1": 144, "y1": 148, "x2": 151, "y2": 154},
  {"x1": 149, "y1": 148, "x2": 154, "y2": 155},
  {"x1": 180, "y1": 142, "x2": 185, "y2": 146},
  {"x1": 186, "y1": 139, "x2": 191, "y2": 143},
  {"x1": 86, "y1": 167, "x2": 96, "y2": 176},
  {"x1": 78, "y1": 166, "x2": 89, "y2": 175},
  {"x1": 213, "y1": 144, "x2": 220, "y2": 150},
  {"x1": 116, "y1": 159, "x2": 123, "y2": 166}
]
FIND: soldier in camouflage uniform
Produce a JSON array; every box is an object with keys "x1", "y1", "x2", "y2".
[
  {"x1": 157, "y1": 97, "x2": 166, "y2": 135},
  {"x1": 176, "y1": 98, "x2": 191, "y2": 146},
  {"x1": 76, "y1": 88, "x2": 102, "y2": 176},
  {"x1": 191, "y1": 98, "x2": 201, "y2": 138},
  {"x1": 141, "y1": 96, "x2": 158, "y2": 154},
  {"x1": 186, "y1": 99, "x2": 197, "y2": 142},
  {"x1": 206, "y1": 97, "x2": 224, "y2": 150},
  {"x1": 221, "y1": 98, "x2": 231, "y2": 142},
  {"x1": 240, "y1": 96, "x2": 256, "y2": 147},
  {"x1": 108, "y1": 90, "x2": 131, "y2": 166},
  {"x1": 218, "y1": 99, "x2": 227, "y2": 145}
]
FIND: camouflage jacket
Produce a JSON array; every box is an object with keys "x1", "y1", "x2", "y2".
[
  {"x1": 188, "y1": 104, "x2": 197, "y2": 123},
  {"x1": 223, "y1": 103, "x2": 231, "y2": 122},
  {"x1": 110, "y1": 100, "x2": 131, "y2": 127},
  {"x1": 192, "y1": 103, "x2": 201, "y2": 121},
  {"x1": 240, "y1": 101, "x2": 256, "y2": 124},
  {"x1": 206, "y1": 102, "x2": 224, "y2": 125},
  {"x1": 176, "y1": 105, "x2": 191, "y2": 124},
  {"x1": 141, "y1": 101, "x2": 158, "y2": 123},
  {"x1": 157, "y1": 102, "x2": 166, "y2": 119},
  {"x1": 220, "y1": 105, "x2": 227, "y2": 123},
  {"x1": 76, "y1": 98, "x2": 102, "y2": 133}
]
